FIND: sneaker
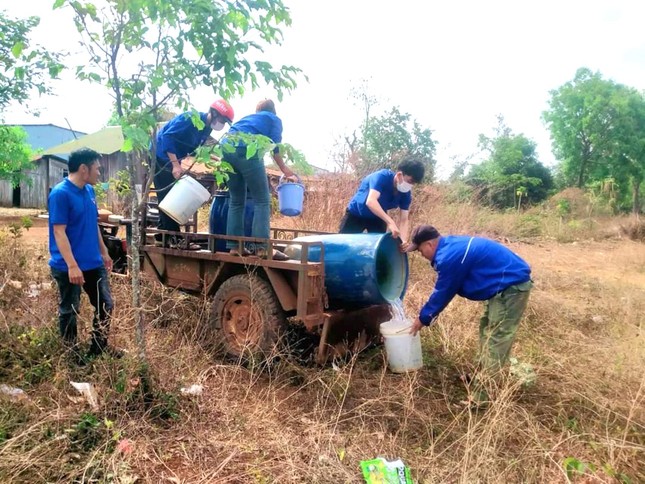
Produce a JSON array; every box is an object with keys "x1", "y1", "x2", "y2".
[
  {"x1": 255, "y1": 248, "x2": 290, "y2": 261},
  {"x1": 172, "y1": 239, "x2": 202, "y2": 250}
]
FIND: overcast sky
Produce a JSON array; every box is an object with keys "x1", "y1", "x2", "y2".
[{"x1": 3, "y1": 0, "x2": 645, "y2": 178}]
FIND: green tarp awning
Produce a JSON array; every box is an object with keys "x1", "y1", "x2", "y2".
[{"x1": 43, "y1": 126, "x2": 124, "y2": 155}]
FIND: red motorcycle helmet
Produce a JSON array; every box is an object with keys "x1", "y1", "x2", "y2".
[{"x1": 210, "y1": 99, "x2": 234, "y2": 123}]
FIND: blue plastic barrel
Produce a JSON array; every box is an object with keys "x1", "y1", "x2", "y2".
[
  {"x1": 209, "y1": 191, "x2": 254, "y2": 251},
  {"x1": 276, "y1": 176, "x2": 305, "y2": 216},
  {"x1": 284, "y1": 233, "x2": 408, "y2": 308}
]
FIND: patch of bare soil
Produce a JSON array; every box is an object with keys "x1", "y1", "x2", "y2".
[{"x1": 0, "y1": 208, "x2": 49, "y2": 246}]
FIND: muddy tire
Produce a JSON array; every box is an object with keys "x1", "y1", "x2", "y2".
[{"x1": 211, "y1": 274, "x2": 286, "y2": 359}]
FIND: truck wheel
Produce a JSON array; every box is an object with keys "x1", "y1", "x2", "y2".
[{"x1": 211, "y1": 274, "x2": 286, "y2": 358}]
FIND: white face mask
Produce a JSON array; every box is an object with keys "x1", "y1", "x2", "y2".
[
  {"x1": 397, "y1": 180, "x2": 412, "y2": 193},
  {"x1": 211, "y1": 120, "x2": 226, "y2": 131}
]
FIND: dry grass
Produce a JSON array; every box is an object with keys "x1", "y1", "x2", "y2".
[
  {"x1": 1, "y1": 187, "x2": 644, "y2": 483},
  {"x1": 620, "y1": 219, "x2": 645, "y2": 242}
]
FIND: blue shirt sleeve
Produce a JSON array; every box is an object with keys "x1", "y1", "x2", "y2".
[
  {"x1": 158, "y1": 126, "x2": 175, "y2": 158},
  {"x1": 368, "y1": 170, "x2": 389, "y2": 194},
  {"x1": 269, "y1": 116, "x2": 283, "y2": 154},
  {"x1": 269, "y1": 116, "x2": 283, "y2": 144},
  {"x1": 158, "y1": 113, "x2": 210, "y2": 159},
  {"x1": 399, "y1": 191, "x2": 412, "y2": 210},
  {"x1": 49, "y1": 189, "x2": 69, "y2": 225},
  {"x1": 418, "y1": 250, "x2": 471, "y2": 325},
  {"x1": 158, "y1": 116, "x2": 190, "y2": 157}
]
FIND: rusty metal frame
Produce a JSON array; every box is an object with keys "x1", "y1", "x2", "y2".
[
  {"x1": 315, "y1": 305, "x2": 392, "y2": 365},
  {"x1": 141, "y1": 227, "x2": 328, "y2": 328},
  {"x1": 263, "y1": 268, "x2": 297, "y2": 311},
  {"x1": 140, "y1": 225, "x2": 394, "y2": 365}
]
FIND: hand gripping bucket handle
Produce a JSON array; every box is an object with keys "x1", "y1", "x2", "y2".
[{"x1": 276, "y1": 175, "x2": 305, "y2": 217}]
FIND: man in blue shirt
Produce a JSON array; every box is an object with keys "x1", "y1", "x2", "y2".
[
  {"x1": 221, "y1": 99, "x2": 296, "y2": 260},
  {"x1": 49, "y1": 148, "x2": 118, "y2": 360},
  {"x1": 153, "y1": 99, "x2": 234, "y2": 248},
  {"x1": 405, "y1": 225, "x2": 533, "y2": 405},
  {"x1": 340, "y1": 159, "x2": 425, "y2": 243}
]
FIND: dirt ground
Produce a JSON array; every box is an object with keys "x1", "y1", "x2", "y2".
[
  {"x1": 1, "y1": 205, "x2": 644, "y2": 483},
  {"x1": 0, "y1": 208, "x2": 50, "y2": 246}
]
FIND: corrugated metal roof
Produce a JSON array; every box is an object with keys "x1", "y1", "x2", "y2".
[
  {"x1": 8, "y1": 124, "x2": 87, "y2": 162},
  {"x1": 13, "y1": 124, "x2": 86, "y2": 149}
]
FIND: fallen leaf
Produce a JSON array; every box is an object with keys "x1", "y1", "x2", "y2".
[{"x1": 337, "y1": 448, "x2": 346, "y2": 462}]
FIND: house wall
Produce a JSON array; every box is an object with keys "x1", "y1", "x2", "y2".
[
  {"x1": 19, "y1": 160, "x2": 48, "y2": 208},
  {"x1": 2, "y1": 157, "x2": 70, "y2": 209},
  {"x1": 49, "y1": 158, "x2": 68, "y2": 188},
  {"x1": 0, "y1": 180, "x2": 12, "y2": 206},
  {"x1": 100, "y1": 152, "x2": 129, "y2": 182}
]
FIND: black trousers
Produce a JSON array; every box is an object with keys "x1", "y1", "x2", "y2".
[
  {"x1": 51, "y1": 266, "x2": 113, "y2": 353},
  {"x1": 338, "y1": 210, "x2": 387, "y2": 234},
  {"x1": 153, "y1": 158, "x2": 180, "y2": 233}
]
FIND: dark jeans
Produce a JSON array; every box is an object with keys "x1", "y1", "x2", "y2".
[
  {"x1": 153, "y1": 158, "x2": 180, "y2": 234},
  {"x1": 51, "y1": 266, "x2": 114, "y2": 353},
  {"x1": 224, "y1": 150, "x2": 271, "y2": 250},
  {"x1": 338, "y1": 210, "x2": 387, "y2": 234}
]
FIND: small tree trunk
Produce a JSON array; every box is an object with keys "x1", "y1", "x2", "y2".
[
  {"x1": 632, "y1": 178, "x2": 641, "y2": 215},
  {"x1": 577, "y1": 141, "x2": 590, "y2": 188},
  {"x1": 577, "y1": 161, "x2": 586, "y2": 189},
  {"x1": 126, "y1": 151, "x2": 152, "y2": 394},
  {"x1": 129, "y1": 194, "x2": 146, "y2": 360}
]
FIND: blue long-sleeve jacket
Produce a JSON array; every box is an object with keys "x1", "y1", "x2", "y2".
[
  {"x1": 419, "y1": 236, "x2": 531, "y2": 325},
  {"x1": 154, "y1": 112, "x2": 211, "y2": 163}
]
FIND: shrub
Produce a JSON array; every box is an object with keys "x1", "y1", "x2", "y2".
[
  {"x1": 513, "y1": 214, "x2": 542, "y2": 237},
  {"x1": 620, "y1": 219, "x2": 645, "y2": 242}
]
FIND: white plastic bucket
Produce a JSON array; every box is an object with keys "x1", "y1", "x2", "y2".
[
  {"x1": 158, "y1": 176, "x2": 210, "y2": 225},
  {"x1": 379, "y1": 319, "x2": 423, "y2": 373}
]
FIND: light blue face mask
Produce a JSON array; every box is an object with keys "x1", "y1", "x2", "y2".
[
  {"x1": 211, "y1": 120, "x2": 226, "y2": 131},
  {"x1": 397, "y1": 180, "x2": 412, "y2": 193}
]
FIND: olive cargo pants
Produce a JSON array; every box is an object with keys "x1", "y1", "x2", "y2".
[{"x1": 474, "y1": 280, "x2": 533, "y2": 403}]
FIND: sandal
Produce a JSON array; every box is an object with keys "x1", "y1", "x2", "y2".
[
  {"x1": 173, "y1": 240, "x2": 202, "y2": 250},
  {"x1": 256, "y1": 248, "x2": 290, "y2": 261}
]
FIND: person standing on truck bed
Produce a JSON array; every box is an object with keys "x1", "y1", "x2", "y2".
[
  {"x1": 152, "y1": 99, "x2": 235, "y2": 249},
  {"x1": 404, "y1": 225, "x2": 533, "y2": 408},
  {"x1": 221, "y1": 99, "x2": 297, "y2": 261},
  {"x1": 48, "y1": 148, "x2": 121, "y2": 362},
  {"x1": 339, "y1": 159, "x2": 425, "y2": 244}
]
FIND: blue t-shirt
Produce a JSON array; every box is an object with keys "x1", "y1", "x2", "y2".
[
  {"x1": 222, "y1": 111, "x2": 283, "y2": 155},
  {"x1": 226, "y1": 111, "x2": 283, "y2": 143},
  {"x1": 48, "y1": 179, "x2": 103, "y2": 272},
  {"x1": 347, "y1": 169, "x2": 412, "y2": 219},
  {"x1": 154, "y1": 112, "x2": 212, "y2": 164},
  {"x1": 419, "y1": 236, "x2": 531, "y2": 324}
]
